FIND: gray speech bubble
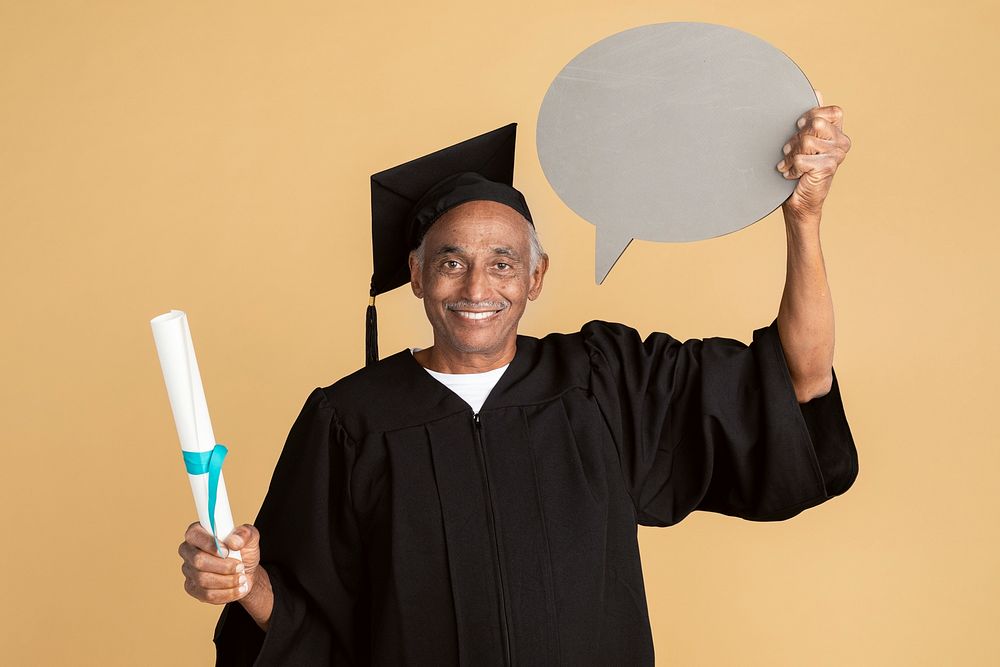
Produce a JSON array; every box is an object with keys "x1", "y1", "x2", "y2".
[{"x1": 536, "y1": 22, "x2": 818, "y2": 283}]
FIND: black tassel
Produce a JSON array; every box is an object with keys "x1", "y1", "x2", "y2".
[{"x1": 365, "y1": 292, "x2": 379, "y2": 367}]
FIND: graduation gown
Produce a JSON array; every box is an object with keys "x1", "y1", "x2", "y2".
[{"x1": 213, "y1": 319, "x2": 858, "y2": 665}]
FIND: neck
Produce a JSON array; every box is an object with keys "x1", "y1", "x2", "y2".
[{"x1": 414, "y1": 340, "x2": 516, "y2": 374}]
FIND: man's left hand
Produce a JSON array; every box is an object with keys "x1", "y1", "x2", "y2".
[{"x1": 776, "y1": 91, "x2": 851, "y2": 221}]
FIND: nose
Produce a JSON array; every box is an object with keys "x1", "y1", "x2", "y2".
[{"x1": 461, "y1": 263, "x2": 491, "y2": 303}]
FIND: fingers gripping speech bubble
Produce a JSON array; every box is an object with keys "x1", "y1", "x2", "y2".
[{"x1": 536, "y1": 22, "x2": 818, "y2": 284}]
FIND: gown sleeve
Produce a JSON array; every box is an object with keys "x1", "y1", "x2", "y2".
[
  {"x1": 583, "y1": 318, "x2": 859, "y2": 526},
  {"x1": 212, "y1": 387, "x2": 368, "y2": 665}
]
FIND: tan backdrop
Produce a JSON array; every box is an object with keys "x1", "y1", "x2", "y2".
[{"x1": 2, "y1": 0, "x2": 997, "y2": 664}]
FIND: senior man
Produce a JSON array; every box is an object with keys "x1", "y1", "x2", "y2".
[{"x1": 180, "y1": 104, "x2": 857, "y2": 665}]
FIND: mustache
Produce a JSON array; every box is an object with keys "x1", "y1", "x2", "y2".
[{"x1": 445, "y1": 300, "x2": 509, "y2": 311}]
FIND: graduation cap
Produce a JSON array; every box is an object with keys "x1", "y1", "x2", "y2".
[{"x1": 366, "y1": 123, "x2": 534, "y2": 366}]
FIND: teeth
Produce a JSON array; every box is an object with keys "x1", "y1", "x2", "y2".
[{"x1": 454, "y1": 310, "x2": 498, "y2": 320}]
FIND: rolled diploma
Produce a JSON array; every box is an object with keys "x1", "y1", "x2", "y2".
[{"x1": 151, "y1": 310, "x2": 242, "y2": 562}]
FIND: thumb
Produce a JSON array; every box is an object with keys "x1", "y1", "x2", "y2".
[{"x1": 223, "y1": 523, "x2": 260, "y2": 552}]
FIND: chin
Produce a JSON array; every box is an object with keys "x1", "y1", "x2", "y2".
[
  {"x1": 448, "y1": 335, "x2": 506, "y2": 355},
  {"x1": 436, "y1": 325, "x2": 510, "y2": 356}
]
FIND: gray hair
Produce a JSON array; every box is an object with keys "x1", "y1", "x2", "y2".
[{"x1": 411, "y1": 219, "x2": 546, "y2": 272}]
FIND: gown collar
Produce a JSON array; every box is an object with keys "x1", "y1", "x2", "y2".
[
  {"x1": 394, "y1": 334, "x2": 539, "y2": 416},
  {"x1": 332, "y1": 329, "x2": 587, "y2": 435}
]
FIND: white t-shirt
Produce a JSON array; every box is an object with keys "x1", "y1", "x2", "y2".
[{"x1": 411, "y1": 348, "x2": 510, "y2": 414}]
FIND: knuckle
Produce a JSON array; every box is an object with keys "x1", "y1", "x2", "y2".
[{"x1": 179, "y1": 543, "x2": 197, "y2": 563}]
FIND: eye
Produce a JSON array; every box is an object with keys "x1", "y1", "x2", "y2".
[{"x1": 495, "y1": 262, "x2": 510, "y2": 270}]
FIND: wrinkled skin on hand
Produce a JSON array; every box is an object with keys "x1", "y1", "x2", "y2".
[
  {"x1": 178, "y1": 522, "x2": 261, "y2": 605},
  {"x1": 777, "y1": 90, "x2": 852, "y2": 220}
]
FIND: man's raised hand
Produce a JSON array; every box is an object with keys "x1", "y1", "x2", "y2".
[{"x1": 776, "y1": 90, "x2": 852, "y2": 220}]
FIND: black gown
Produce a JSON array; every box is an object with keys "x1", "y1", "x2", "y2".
[{"x1": 212, "y1": 319, "x2": 858, "y2": 665}]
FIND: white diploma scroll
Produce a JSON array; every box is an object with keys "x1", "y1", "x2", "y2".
[{"x1": 151, "y1": 310, "x2": 242, "y2": 562}]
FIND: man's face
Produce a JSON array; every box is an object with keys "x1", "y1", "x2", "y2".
[{"x1": 409, "y1": 200, "x2": 548, "y2": 363}]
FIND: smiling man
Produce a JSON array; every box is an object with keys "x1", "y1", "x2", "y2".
[
  {"x1": 180, "y1": 120, "x2": 859, "y2": 665},
  {"x1": 409, "y1": 199, "x2": 548, "y2": 373}
]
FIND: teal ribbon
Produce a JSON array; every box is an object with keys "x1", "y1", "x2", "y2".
[{"x1": 183, "y1": 444, "x2": 229, "y2": 556}]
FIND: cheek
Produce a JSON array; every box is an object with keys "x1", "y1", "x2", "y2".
[
  {"x1": 499, "y1": 280, "x2": 531, "y2": 307},
  {"x1": 422, "y1": 272, "x2": 452, "y2": 297}
]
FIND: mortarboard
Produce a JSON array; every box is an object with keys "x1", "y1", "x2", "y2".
[{"x1": 366, "y1": 123, "x2": 533, "y2": 366}]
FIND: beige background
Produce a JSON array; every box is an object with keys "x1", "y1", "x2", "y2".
[{"x1": 2, "y1": 0, "x2": 997, "y2": 664}]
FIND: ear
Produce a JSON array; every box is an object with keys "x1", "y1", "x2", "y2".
[
  {"x1": 408, "y1": 251, "x2": 424, "y2": 298},
  {"x1": 527, "y1": 253, "x2": 549, "y2": 301}
]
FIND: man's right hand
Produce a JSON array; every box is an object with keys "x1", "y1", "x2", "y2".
[{"x1": 179, "y1": 522, "x2": 274, "y2": 630}]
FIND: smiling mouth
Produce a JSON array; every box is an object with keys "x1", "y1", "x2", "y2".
[
  {"x1": 451, "y1": 309, "x2": 503, "y2": 321},
  {"x1": 446, "y1": 302, "x2": 507, "y2": 321}
]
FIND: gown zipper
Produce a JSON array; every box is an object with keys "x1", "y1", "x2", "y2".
[{"x1": 473, "y1": 411, "x2": 512, "y2": 666}]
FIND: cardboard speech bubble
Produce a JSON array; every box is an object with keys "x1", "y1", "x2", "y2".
[{"x1": 536, "y1": 22, "x2": 818, "y2": 283}]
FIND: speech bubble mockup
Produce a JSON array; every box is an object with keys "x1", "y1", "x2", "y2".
[{"x1": 536, "y1": 22, "x2": 818, "y2": 283}]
